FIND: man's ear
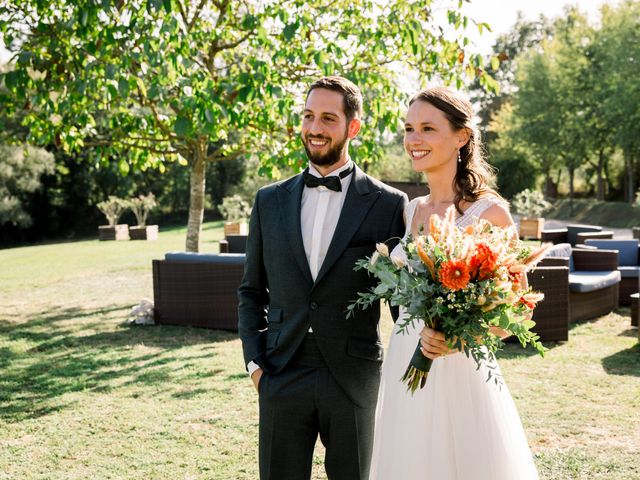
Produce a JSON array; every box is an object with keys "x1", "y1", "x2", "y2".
[{"x1": 347, "y1": 118, "x2": 361, "y2": 138}]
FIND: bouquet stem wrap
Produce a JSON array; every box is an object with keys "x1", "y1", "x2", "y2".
[
  {"x1": 402, "y1": 339, "x2": 433, "y2": 393},
  {"x1": 401, "y1": 318, "x2": 438, "y2": 393}
]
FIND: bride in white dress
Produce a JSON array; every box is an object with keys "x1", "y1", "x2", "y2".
[{"x1": 369, "y1": 87, "x2": 539, "y2": 480}]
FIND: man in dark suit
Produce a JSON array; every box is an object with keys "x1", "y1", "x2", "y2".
[{"x1": 238, "y1": 76, "x2": 407, "y2": 480}]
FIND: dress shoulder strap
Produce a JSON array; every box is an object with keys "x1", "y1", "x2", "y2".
[
  {"x1": 457, "y1": 195, "x2": 508, "y2": 226},
  {"x1": 403, "y1": 196, "x2": 426, "y2": 237}
]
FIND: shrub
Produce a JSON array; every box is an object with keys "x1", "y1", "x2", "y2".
[
  {"x1": 97, "y1": 196, "x2": 129, "y2": 226},
  {"x1": 129, "y1": 193, "x2": 157, "y2": 227},
  {"x1": 512, "y1": 189, "x2": 551, "y2": 218},
  {"x1": 219, "y1": 194, "x2": 252, "y2": 223}
]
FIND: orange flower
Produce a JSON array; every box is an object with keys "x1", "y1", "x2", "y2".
[
  {"x1": 429, "y1": 214, "x2": 440, "y2": 241},
  {"x1": 518, "y1": 295, "x2": 537, "y2": 309},
  {"x1": 518, "y1": 292, "x2": 544, "y2": 309},
  {"x1": 439, "y1": 260, "x2": 470, "y2": 291},
  {"x1": 417, "y1": 241, "x2": 436, "y2": 278},
  {"x1": 469, "y1": 242, "x2": 498, "y2": 281}
]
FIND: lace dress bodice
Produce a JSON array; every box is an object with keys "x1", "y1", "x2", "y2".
[{"x1": 390, "y1": 195, "x2": 505, "y2": 260}]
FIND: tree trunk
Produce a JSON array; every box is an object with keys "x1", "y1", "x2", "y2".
[
  {"x1": 603, "y1": 154, "x2": 611, "y2": 199},
  {"x1": 186, "y1": 149, "x2": 206, "y2": 252},
  {"x1": 624, "y1": 148, "x2": 634, "y2": 204},
  {"x1": 544, "y1": 169, "x2": 557, "y2": 198},
  {"x1": 569, "y1": 165, "x2": 575, "y2": 217},
  {"x1": 596, "y1": 148, "x2": 605, "y2": 201}
]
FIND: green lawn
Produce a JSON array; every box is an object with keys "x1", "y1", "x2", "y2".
[{"x1": 1, "y1": 223, "x2": 639, "y2": 479}]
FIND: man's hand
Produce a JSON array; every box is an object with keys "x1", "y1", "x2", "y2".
[{"x1": 251, "y1": 367, "x2": 264, "y2": 392}]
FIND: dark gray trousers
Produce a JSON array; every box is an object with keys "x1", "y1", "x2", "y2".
[{"x1": 258, "y1": 335, "x2": 375, "y2": 480}]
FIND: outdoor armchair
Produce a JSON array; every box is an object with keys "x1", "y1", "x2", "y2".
[
  {"x1": 152, "y1": 252, "x2": 245, "y2": 331},
  {"x1": 543, "y1": 243, "x2": 621, "y2": 323},
  {"x1": 219, "y1": 234, "x2": 248, "y2": 254},
  {"x1": 584, "y1": 239, "x2": 640, "y2": 306}
]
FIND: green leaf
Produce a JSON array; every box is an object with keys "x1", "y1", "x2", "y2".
[
  {"x1": 490, "y1": 56, "x2": 500, "y2": 71},
  {"x1": 242, "y1": 14, "x2": 258, "y2": 30},
  {"x1": 118, "y1": 78, "x2": 129, "y2": 98},
  {"x1": 118, "y1": 159, "x2": 130, "y2": 175},
  {"x1": 162, "y1": 0, "x2": 171, "y2": 13},
  {"x1": 4, "y1": 70, "x2": 21, "y2": 91},
  {"x1": 135, "y1": 77, "x2": 147, "y2": 97},
  {"x1": 205, "y1": 108, "x2": 215, "y2": 124},
  {"x1": 174, "y1": 115, "x2": 192, "y2": 136},
  {"x1": 283, "y1": 22, "x2": 298, "y2": 41},
  {"x1": 374, "y1": 283, "x2": 389, "y2": 295},
  {"x1": 105, "y1": 64, "x2": 117, "y2": 80}
]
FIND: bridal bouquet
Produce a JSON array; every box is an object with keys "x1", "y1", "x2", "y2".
[{"x1": 348, "y1": 207, "x2": 549, "y2": 394}]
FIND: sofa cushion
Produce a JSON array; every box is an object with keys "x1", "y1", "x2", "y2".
[
  {"x1": 584, "y1": 239, "x2": 639, "y2": 266},
  {"x1": 569, "y1": 270, "x2": 621, "y2": 293},
  {"x1": 566, "y1": 224, "x2": 602, "y2": 246},
  {"x1": 618, "y1": 266, "x2": 640, "y2": 278},
  {"x1": 546, "y1": 243, "x2": 574, "y2": 272},
  {"x1": 164, "y1": 252, "x2": 246, "y2": 264}
]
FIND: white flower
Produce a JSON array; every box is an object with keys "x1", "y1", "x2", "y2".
[
  {"x1": 130, "y1": 298, "x2": 155, "y2": 325},
  {"x1": 49, "y1": 114, "x2": 62, "y2": 126},
  {"x1": 390, "y1": 255, "x2": 405, "y2": 268},
  {"x1": 49, "y1": 90, "x2": 61, "y2": 102},
  {"x1": 369, "y1": 251, "x2": 380, "y2": 266},
  {"x1": 376, "y1": 243, "x2": 389, "y2": 257},
  {"x1": 26, "y1": 66, "x2": 47, "y2": 81}
]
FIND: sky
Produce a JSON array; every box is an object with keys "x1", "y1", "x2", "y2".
[
  {"x1": 461, "y1": 0, "x2": 615, "y2": 55},
  {"x1": 0, "y1": 0, "x2": 615, "y2": 63}
]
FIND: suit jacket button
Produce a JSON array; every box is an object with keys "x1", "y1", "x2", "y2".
[{"x1": 310, "y1": 302, "x2": 318, "y2": 311}]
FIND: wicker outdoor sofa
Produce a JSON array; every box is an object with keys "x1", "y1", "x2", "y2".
[
  {"x1": 540, "y1": 243, "x2": 621, "y2": 323},
  {"x1": 152, "y1": 252, "x2": 245, "y2": 331},
  {"x1": 540, "y1": 224, "x2": 614, "y2": 246},
  {"x1": 526, "y1": 265, "x2": 570, "y2": 342}
]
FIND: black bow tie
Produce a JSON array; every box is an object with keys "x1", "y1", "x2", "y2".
[{"x1": 303, "y1": 166, "x2": 354, "y2": 192}]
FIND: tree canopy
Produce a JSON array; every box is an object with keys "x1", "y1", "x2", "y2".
[
  {"x1": 484, "y1": 1, "x2": 640, "y2": 203},
  {"x1": 1, "y1": 0, "x2": 495, "y2": 250}
]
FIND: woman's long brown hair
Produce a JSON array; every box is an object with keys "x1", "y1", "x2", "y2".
[{"x1": 409, "y1": 86, "x2": 506, "y2": 214}]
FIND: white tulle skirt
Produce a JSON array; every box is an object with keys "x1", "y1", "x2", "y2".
[{"x1": 369, "y1": 314, "x2": 539, "y2": 480}]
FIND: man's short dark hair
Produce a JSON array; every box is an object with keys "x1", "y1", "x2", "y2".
[{"x1": 306, "y1": 76, "x2": 363, "y2": 122}]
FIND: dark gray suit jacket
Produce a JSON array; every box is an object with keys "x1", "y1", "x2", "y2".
[{"x1": 238, "y1": 166, "x2": 407, "y2": 407}]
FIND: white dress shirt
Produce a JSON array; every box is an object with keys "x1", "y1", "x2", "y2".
[
  {"x1": 300, "y1": 160, "x2": 354, "y2": 281},
  {"x1": 248, "y1": 159, "x2": 354, "y2": 376}
]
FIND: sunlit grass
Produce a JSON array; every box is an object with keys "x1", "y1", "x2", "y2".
[{"x1": 0, "y1": 223, "x2": 638, "y2": 479}]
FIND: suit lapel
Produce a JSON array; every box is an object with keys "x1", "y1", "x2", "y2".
[
  {"x1": 314, "y1": 167, "x2": 380, "y2": 286},
  {"x1": 276, "y1": 174, "x2": 314, "y2": 285}
]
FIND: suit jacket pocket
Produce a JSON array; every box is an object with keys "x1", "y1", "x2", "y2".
[
  {"x1": 267, "y1": 307, "x2": 283, "y2": 326},
  {"x1": 347, "y1": 337, "x2": 383, "y2": 362}
]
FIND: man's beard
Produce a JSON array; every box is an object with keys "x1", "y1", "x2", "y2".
[{"x1": 302, "y1": 132, "x2": 348, "y2": 167}]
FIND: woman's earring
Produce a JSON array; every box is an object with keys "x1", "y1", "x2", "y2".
[{"x1": 457, "y1": 150, "x2": 461, "y2": 163}]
